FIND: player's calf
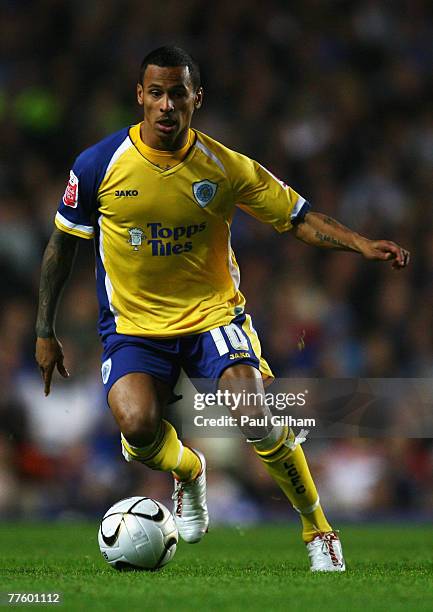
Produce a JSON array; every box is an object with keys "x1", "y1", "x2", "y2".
[
  {"x1": 121, "y1": 419, "x2": 201, "y2": 479},
  {"x1": 121, "y1": 420, "x2": 209, "y2": 543},
  {"x1": 249, "y1": 424, "x2": 345, "y2": 570}
]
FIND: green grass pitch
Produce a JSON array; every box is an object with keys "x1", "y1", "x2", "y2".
[{"x1": 0, "y1": 523, "x2": 432, "y2": 611}]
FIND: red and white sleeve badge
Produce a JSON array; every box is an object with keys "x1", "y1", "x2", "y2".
[{"x1": 62, "y1": 170, "x2": 79, "y2": 208}]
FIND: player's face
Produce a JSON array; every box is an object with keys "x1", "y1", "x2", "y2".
[{"x1": 137, "y1": 65, "x2": 203, "y2": 150}]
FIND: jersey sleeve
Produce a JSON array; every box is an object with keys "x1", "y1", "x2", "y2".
[
  {"x1": 231, "y1": 156, "x2": 310, "y2": 232},
  {"x1": 55, "y1": 154, "x2": 98, "y2": 240}
]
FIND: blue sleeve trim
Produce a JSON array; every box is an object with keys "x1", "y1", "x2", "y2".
[{"x1": 291, "y1": 201, "x2": 311, "y2": 226}]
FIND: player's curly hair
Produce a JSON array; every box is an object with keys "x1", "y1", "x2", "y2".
[{"x1": 139, "y1": 46, "x2": 201, "y2": 91}]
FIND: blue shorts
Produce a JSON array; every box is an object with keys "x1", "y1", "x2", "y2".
[{"x1": 100, "y1": 313, "x2": 272, "y2": 397}]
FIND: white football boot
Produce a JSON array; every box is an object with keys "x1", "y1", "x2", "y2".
[
  {"x1": 306, "y1": 531, "x2": 346, "y2": 572},
  {"x1": 172, "y1": 449, "x2": 209, "y2": 543}
]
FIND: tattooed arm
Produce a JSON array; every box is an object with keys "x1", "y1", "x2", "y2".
[
  {"x1": 35, "y1": 228, "x2": 80, "y2": 395},
  {"x1": 292, "y1": 212, "x2": 410, "y2": 269}
]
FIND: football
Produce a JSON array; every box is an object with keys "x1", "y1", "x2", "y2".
[{"x1": 98, "y1": 497, "x2": 178, "y2": 571}]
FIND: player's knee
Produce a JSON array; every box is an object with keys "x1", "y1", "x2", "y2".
[{"x1": 117, "y1": 404, "x2": 161, "y2": 447}]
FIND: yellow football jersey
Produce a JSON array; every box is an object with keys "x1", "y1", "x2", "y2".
[{"x1": 55, "y1": 124, "x2": 310, "y2": 339}]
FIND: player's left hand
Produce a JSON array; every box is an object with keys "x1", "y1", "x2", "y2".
[
  {"x1": 360, "y1": 239, "x2": 410, "y2": 270},
  {"x1": 35, "y1": 336, "x2": 69, "y2": 396}
]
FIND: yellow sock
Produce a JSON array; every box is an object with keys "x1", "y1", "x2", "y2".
[
  {"x1": 121, "y1": 419, "x2": 201, "y2": 482},
  {"x1": 254, "y1": 428, "x2": 332, "y2": 542}
]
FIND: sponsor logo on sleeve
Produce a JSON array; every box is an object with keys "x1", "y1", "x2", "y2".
[
  {"x1": 63, "y1": 170, "x2": 79, "y2": 208},
  {"x1": 192, "y1": 180, "x2": 218, "y2": 208}
]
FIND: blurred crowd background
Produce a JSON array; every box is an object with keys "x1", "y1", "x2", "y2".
[{"x1": 0, "y1": 0, "x2": 432, "y2": 523}]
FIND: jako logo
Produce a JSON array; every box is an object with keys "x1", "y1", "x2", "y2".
[{"x1": 115, "y1": 189, "x2": 139, "y2": 197}]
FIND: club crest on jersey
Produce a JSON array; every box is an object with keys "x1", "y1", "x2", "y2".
[
  {"x1": 192, "y1": 180, "x2": 218, "y2": 208},
  {"x1": 63, "y1": 170, "x2": 79, "y2": 208},
  {"x1": 128, "y1": 227, "x2": 145, "y2": 250}
]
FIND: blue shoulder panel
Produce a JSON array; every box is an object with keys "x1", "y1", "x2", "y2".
[{"x1": 57, "y1": 127, "x2": 130, "y2": 227}]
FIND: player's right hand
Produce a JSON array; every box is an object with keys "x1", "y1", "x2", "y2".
[{"x1": 35, "y1": 336, "x2": 69, "y2": 396}]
